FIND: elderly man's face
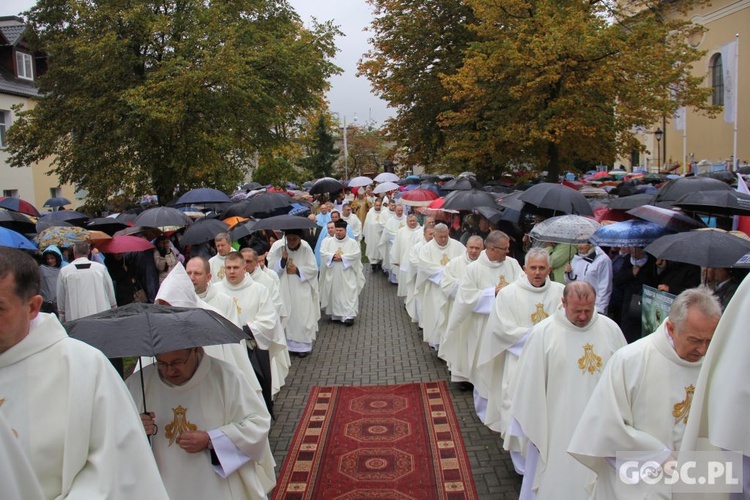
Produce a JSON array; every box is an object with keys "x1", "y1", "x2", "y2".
[
  {"x1": 395, "y1": 205, "x2": 404, "y2": 217},
  {"x1": 434, "y1": 229, "x2": 449, "y2": 247},
  {"x1": 224, "y1": 258, "x2": 245, "y2": 285},
  {"x1": 185, "y1": 259, "x2": 211, "y2": 294},
  {"x1": 407, "y1": 216, "x2": 418, "y2": 229},
  {"x1": 667, "y1": 307, "x2": 719, "y2": 362},
  {"x1": 525, "y1": 256, "x2": 550, "y2": 288},
  {"x1": 577, "y1": 243, "x2": 593, "y2": 255},
  {"x1": 156, "y1": 348, "x2": 200, "y2": 386},
  {"x1": 215, "y1": 238, "x2": 232, "y2": 256},
  {"x1": 242, "y1": 253, "x2": 257, "y2": 274},
  {"x1": 562, "y1": 292, "x2": 596, "y2": 328},
  {"x1": 466, "y1": 239, "x2": 483, "y2": 261},
  {"x1": 485, "y1": 238, "x2": 510, "y2": 263}
]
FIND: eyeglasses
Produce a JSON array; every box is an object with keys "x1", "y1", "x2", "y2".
[{"x1": 156, "y1": 351, "x2": 194, "y2": 370}]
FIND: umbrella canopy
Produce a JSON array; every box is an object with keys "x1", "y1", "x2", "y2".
[
  {"x1": 645, "y1": 229, "x2": 750, "y2": 268},
  {"x1": 608, "y1": 193, "x2": 656, "y2": 211},
  {"x1": 373, "y1": 181, "x2": 400, "y2": 194},
  {"x1": 35, "y1": 225, "x2": 89, "y2": 250},
  {"x1": 0, "y1": 196, "x2": 40, "y2": 217},
  {"x1": 86, "y1": 230, "x2": 112, "y2": 245},
  {"x1": 591, "y1": 220, "x2": 672, "y2": 248},
  {"x1": 85, "y1": 218, "x2": 129, "y2": 236},
  {"x1": 593, "y1": 206, "x2": 632, "y2": 223},
  {"x1": 229, "y1": 220, "x2": 258, "y2": 241},
  {"x1": 654, "y1": 177, "x2": 733, "y2": 207},
  {"x1": 441, "y1": 177, "x2": 483, "y2": 191},
  {"x1": 441, "y1": 189, "x2": 498, "y2": 211},
  {"x1": 250, "y1": 214, "x2": 317, "y2": 232},
  {"x1": 133, "y1": 206, "x2": 192, "y2": 230},
  {"x1": 180, "y1": 219, "x2": 230, "y2": 246},
  {"x1": 223, "y1": 193, "x2": 292, "y2": 218},
  {"x1": 40, "y1": 210, "x2": 89, "y2": 225},
  {"x1": 374, "y1": 172, "x2": 400, "y2": 183},
  {"x1": 309, "y1": 177, "x2": 344, "y2": 195},
  {"x1": 241, "y1": 182, "x2": 263, "y2": 191},
  {"x1": 529, "y1": 215, "x2": 601, "y2": 244},
  {"x1": 0, "y1": 226, "x2": 37, "y2": 250},
  {"x1": 43, "y1": 196, "x2": 72, "y2": 208},
  {"x1": 673, "y1": 190, "x2": 750, "y2": 217},
  {"x1": 518, "y1": 183, "x2": 594, "y2": 216},
  {"x1": 222, "y1": 216, "x2": 249, "y2": 228},
  {"x1": 114, "y1": 226, "x2": 163, "y2": 240},
  {"x1": 96, "y1": 235, "x2": 156, "y2": 254},
  {"x1": 627, "y1": 205, "x2": 705, "y2": 233},
  {"x1": 64, "y1": 303, "x2": 248, "y2": 358},
  {"x1": 36, "y1": 219, "x2": 73, "y2": 233},
  {"x1": 398, "y1": 188, "x2": 440, "y2": 207},
  {"x1": 0, "y1": 210, "x2": 36, "y2": 234},
  {"x1": 175, "y1": 188, "x2": 231, "y2": 205},
  {"x1": 348, "y1": 176, "x2": 373, "y2": 188},
  {"x1": 497, "y1": 191, "x2": 526, "y2": 212}
]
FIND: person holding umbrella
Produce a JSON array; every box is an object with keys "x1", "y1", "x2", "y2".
[
  {"x1": 564, "y1": 242, "x2": 613, "y2": 315},
  {"x1": 0, "y1": 248, "x2": 168, "y2": 499}
]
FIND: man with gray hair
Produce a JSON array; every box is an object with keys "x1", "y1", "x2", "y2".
[
  {"x1": 415, "y1": 223, "x2": 465, "y2": 350},
  {"x1": 56, "y1": 240, "x2": 116, "y2": 322},
  {"x1": 209, "y1": 232, "x2": 233, "y2": 283},
  {"x1": 508, "y1": 281, "x2": 626, "y2": 500},
  {"x1": 569, "y1": 287, "x2": 722, "y2": 499}
]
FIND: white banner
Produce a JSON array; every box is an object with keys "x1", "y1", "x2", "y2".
[{"x1": 720, "y1": 40, "x2": 738, "y2": 124}]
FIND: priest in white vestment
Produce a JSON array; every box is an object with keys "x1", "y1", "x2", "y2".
[
  {"x1": 442, "y1": 231, "x2": 523, "y2": 422},
  {"x1": 509, "y1": 281, "x2": 626, "y2": 500},
  {"x1": 363, "y1": 198, "x2": 387, "y2": 270},
  {"x1": 477, "y1": 248, "x2": 564, "y2": 471},
  {"x1": 214, "y1": 252, "x2": 289, "y2": 394},
  {"x1": 187, "y1": 257, "x2": 241, "y2": 325},
  {"x1": 241, "y1": 248, "x2": 286, "y2": 320},
  {"x1": 268, "y1": 231, "x2": 320, "y2": 357},
  {"x1": 128, "y1": 347, "x2": 276, "y2": 499},
  {"x1": 405, "y1": 225, "x2": 434, "y2": 323},
  {"x1": 437, "y1": 235, "x2": 483, "y2": 378},
  {"x1": 392, "y1": 214, "x2": 422, "y2": 297},
  {"x1": 0, "y1": 411, "x2": 44, "y2": 500},
  {"x1": 568, "y1": 287, "x2": 722, "y2": 499},
  {"x1": 319, "y1": 219, "x2": 365, "y2": 325},
  {"x1": 0, "y1": 248, "x2": 169, "y2": 500},
  {"x1": 379, "y1": 203, "x2": 405, "y2": 283},
  {"x1": 209, "y1": 232, "x2": 233, "y2": 283},
  {"x1": 341, "y1": 202, "x2": 363, "y2": 241},
  {"x1": 415, "y1": 223, "x2": 465, "y2": 349},
  {"x1": 56, "y1": 240, "x2": 116, "y2": 322}
]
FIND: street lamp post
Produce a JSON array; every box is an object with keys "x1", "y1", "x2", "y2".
[
  {"x1": 341, "y1": 114, "x2": 358, "y2": 182},
  {"x1": 655, "y1": 127, "x2": 663, "y2": 173}
]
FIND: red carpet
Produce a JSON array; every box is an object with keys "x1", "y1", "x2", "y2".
[{"x1": 273, "y1": 381, "x2": 478, "y2": 499}]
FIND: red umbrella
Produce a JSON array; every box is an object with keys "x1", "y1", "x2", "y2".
[
  {"x1": 0, "y1": 196, "x2": 40, "y2": 217},
  {"x1": 593, "y1": 206, "x2": 632, "y2": 223},
  {"x1": 398, "y1": 188, "x2": 440, "y2": 207},
  {"x1": 96, "y1": 235, "x2": 155, "y2": 254}
]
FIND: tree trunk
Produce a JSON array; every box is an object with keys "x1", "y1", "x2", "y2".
[{"x1": 546, "y1": 142, "x2": 560, "y2": 182}]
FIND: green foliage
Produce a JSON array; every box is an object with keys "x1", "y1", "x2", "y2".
[
  {"x1": 299, "y1": 113, "x2": 340, "y2": 178},
  {"x1": 8, "y1": 0, "x2": 341, "y2": 205},
  {"x1": 253, "y1": 155, "x2": 309, "y2": 187}
]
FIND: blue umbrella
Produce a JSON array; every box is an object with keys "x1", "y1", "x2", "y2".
[
  {"x1": 43, "y1": 196, "x2": 72, "y2": 208},
  {"x1": 0, "y1": 226, "x2": 37, "y2": 250},
  {"x1": 175, "y1": 188, "x2": 231, "y2": 205},
  {"x1": 591, "y1": 220, "x2": 672, "y2": 248},
  {"x1": 40, "y1": 210, "x2": 89, "y2": 224}
]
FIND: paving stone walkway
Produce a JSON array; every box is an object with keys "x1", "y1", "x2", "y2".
[{"x1": 269, "y1": 266, "x2": 523, "y2": 498}]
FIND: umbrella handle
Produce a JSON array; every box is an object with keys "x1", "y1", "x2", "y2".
[{"x1": 138, "y1": 357, "x2": 152, "y2": 445}]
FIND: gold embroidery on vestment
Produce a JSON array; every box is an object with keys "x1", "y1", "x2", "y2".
[
  {"x1": 440, "y1": 254, "x2": 450, "y2": 266},
  {"x1": 497, "y1": 275, "x2": 508, "y2": 287},
  {"x1": 232, "y1": 297, "x2": 242, "y2": 316},
  {"x1": 578, "y1": 343, "x2": 603, "y2": 374},
  {"x1": 673, "y1": 385, "x2": 695, "y2": 425},
  {"x1": 165, "y1": 405, "x2": 197, "y2": 446},
  {"x1": 530, "y1": 303, "x2": 549, "y2": 325},
  {"x1": 335, "y1": 248, "x2": 344, "y2": 256},
  {"x1": 217, "y1": 267, "x2": 225, "y2": 280}
]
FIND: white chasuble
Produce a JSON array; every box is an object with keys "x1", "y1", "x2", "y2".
[
  {"x1": 209, "y1": 253, "x2": 227, "y2": 283},
  {"x1": 478, "y1": 276, "x2": 564, "y2": 435},
  {"x1": 510, "y1": 308, "x2": 626, "y2": 500},
  {"x1": 436, "y1": 253, "x2": 473, "y2": 357},
  {"x1": 0, "y1": 314, "x2": 169, "y2": 500},
  {"x1": 319, "y1": 235, "x2": 365, "y2": 318},
  {"x1": 391, "y1": 224, "x2": 421, "y2": 297},
  {"x1": 568, "y1": 321, "x2": 707, "y2": 500},
  {"x1": 405, "y1": 235, "x2": 429, "y2": 323},
  {"x1": 363, "y1": 207, "x2": 386, "y2": 262},
  {"x1": 0, "y1": 411, "x2": 44, "y2": 500},
  {"x1": 441, "y1": 252, "x2": 523, "y2": 389},
  {"x1": 342, "y1": 213, "x2": 363, "y2": 241},
  {"x1": 127, "y1": 355, "x2": 276, "y2": 500},
  {"x1": 250, "y1": 266, "x2": 286, "y2": 319},
  {"x1": 416, "y1": 238, "x2": 465, "y2": 347},
  {"x1": 378, "y1": 214, "x2": 404, "y2": 275}
]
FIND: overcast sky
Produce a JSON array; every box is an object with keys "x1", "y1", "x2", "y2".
[{"x1": 2, "y1": 0, "x2": 395, "y2": 127}]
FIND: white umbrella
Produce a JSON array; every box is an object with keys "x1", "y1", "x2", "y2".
[
  {"x1": 373, "y1": 181, "x2": 400, "y2": 194},
  {"x1": 374, "y1": 172, "x2": 400, "y2": 183},
  {"x1": 529, "y1": 214, "x2": 601, "y2": 244},
  {"x1": 348, "y1": 176, "x2": 373, "y2": 188}
]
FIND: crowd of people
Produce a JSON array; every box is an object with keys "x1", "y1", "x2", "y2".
[{"x1": 1, "y1": 179, "x2": 749, "y2": 499}]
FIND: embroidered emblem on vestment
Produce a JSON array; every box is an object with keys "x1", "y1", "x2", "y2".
[{"x1": 578, "y1": 343, "x2": 603, "y2": 374}]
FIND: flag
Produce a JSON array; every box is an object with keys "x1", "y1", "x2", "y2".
[
  {"x1": 734, "y1": 174, "x2": 750, "y2": 236},
  {"x1": 720, "y1": 40, "x2": 738, "y2": 124}
]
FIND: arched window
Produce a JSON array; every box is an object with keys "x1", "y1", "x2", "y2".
[{"x1": 710, "y1": 53, "x2": 724, "y2": 106}]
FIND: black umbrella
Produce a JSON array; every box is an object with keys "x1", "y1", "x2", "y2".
[
  {"x1": 241, "y1": 182, "x2": 264, "y2": 191},
  {"x1": 229, "y1": 220, "x2": 258, "y2": 241},
  {"x1": 309, "y1": 177, "x2": 344, "y2": 195},
  {"x1": 43, "y1": 196, "x2": 72, "y2": 208},
  {"x1": 250, "y1": 214, "x2": 317, "y2": 231},
  {"x1": 645, "y1": 229, "x2": 750, "y2": 268},
  {"x1": 85, "y1": 217, "x2": 129, "y2": 236},
  {"x1": 518, "y1": 183, "x2": 594, "y2": 216},
  {"x1": 133, "y1": 206, "x2": 192, "y2": 229},
  {"x1": 654, "y1": 177, "x2": 733, "y2": 208},
  {"x1": 441, "y1": 177, "x2": 483, "y2": 191},
  {"x1": 40, "y1": 210, "x2": 90, "y2": 225},
  {"x1": 36, "y1": 219, "x2": 73, "y2": 233},
  {"x1": 0, "y1": 210, "x2": 36, "y2": 234},
  {"x1": 223, "y1": 193, "x2": 292, "y2": 218},
  {"x1": 114, "y1": 212, "x2": 139, "y2": 224},
  {"x1": 175, "y1": 188, "x2": 231, "y2": 205},
  {"x1": 180, "y1": 218, "x2": 230, "y2": 246},
  {"x1": 608, "y1": 193, "x2": 656, "y2": 211},
  {"x1": 441, "y1": 189, "x2": 498, "y2": 211},
  {"x1": 627, "y1": 205, "x2": 705, "y2": 233},
  {"x1": 673, "y1": 191, "x2": 750, "y2": 217}
]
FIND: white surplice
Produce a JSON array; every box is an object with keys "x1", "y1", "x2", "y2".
[
  {"x1": 0, "y1": 313, "x2": 169, "y2": 500},
  {"x1": 478, "y1": 276, "x2": 564, "y2": 436},
  {"x1": 436, "y1": 252, "x2": 474, "y2": 358},
  {"x1": 249, "y1": 266, "x2": 286, "y2": 319},
  {"x1": 209, "y1": 253, "x2": 227, "y2": 283},
  {"x1": 56, "y1": 256, "x2": 116, "y2": 322},
  {"x1": 568, "y1": 320, "x2": 709, "y2": 499},
  {"x1": 127, "y1": 354, "x2": 276, "y2": 499},
  {"x1": 416, "y1": 238, "x2": 465, "y2": 348},
  {"x1": 342, "y1": 213, "x2": 363, "y2": 241},
  {"x1": 0, "y1": 411, "x2": 44, "y2": 500},
  {"x1": 379, "y1": 213, "x2": 405, "y2": 281},
  {"x1": 319, "y1": 235, "x2": 365, "y2": 319},
  {"x1": 405, "y1": 234, "x2": 429, "y2": 323},
  {"x1": 391, "y1": 224, "x2": 421, "y2": 297},
  {"x1": 362, "y1": 207, "x2": 386, "y2": 263},
  {"x1": 510, "y1": 308, "x2": 626, "y2": 499}
]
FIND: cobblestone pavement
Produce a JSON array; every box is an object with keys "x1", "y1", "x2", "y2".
[{"x1": 269, "y1": 266, "x2": 523, "y2": 498}]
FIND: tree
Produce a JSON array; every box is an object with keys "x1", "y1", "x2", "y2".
[
  {"x1": 253, "y1": 155, "x2": 308, "y2": 187},
  {"x1": 299, "y1": 113, "x2": 339, "y2": 178},
  {"x1": 8, "y1": 0, "x2": 340, "y2": 206},
  {"x1": 358, "y1": 0, "x2": 477, "y2": 170},
  {"x1": 340, "y1": 124, "x2": 390, "y2": 177}
]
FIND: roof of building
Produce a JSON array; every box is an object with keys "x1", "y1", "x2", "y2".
[
  {"x1": 0, "y1": 63, "x2": 39, "y2": 98},
  {"x1": 0, "y1": 17, "x2": 26, "y2": 46}
]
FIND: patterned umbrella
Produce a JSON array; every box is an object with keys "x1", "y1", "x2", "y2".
[
  {"x1": 591, "y1": 220, "x2": 671, "y2": 248},
  {"x1": 34, "y1": 226, "x2": 89, "y2": 250},
  {"x1": 530, "y1": 215, "x2": 601, "y2": 244},
  {"x1": 0, "y1": 196, "x2": 40, "y2": 217}
]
